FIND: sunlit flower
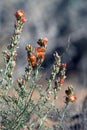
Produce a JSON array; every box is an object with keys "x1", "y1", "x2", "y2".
[
  {"x1": 68, "y1": 94, "x2": 77, "y2": 102},
  {"x1": 14, "y1": 10, "x2": 24, "y2": 19},
  {"x1": 65, "y1": 86, "x2": 77, "y2": 104}
]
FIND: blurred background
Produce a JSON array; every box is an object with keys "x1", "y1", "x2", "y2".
[{"x1": 0, "y1": 0, "x2": 87, "y2": 129}]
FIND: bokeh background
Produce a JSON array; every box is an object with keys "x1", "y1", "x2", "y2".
[{"x1": 0, "y1": 0, "x2": 87, "y2": 129}]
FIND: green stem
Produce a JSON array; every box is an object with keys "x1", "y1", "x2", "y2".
[
  {"x1": 58, "y1": 104, "x2": 68, "y2": 129},
  {"x1": 10, "y1": 85, "x2": 36, "y2": 130}
]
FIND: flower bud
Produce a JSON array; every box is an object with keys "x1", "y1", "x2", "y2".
[
  {"x1": 25, "y1": 45, "x2": 33, "y2": 52},
  {"x1": 12, "y1": 52, "x2": 17, "y2": 57},
  {"x1": 17, "y1": 78, "x2": 25, "y2": 88},
  {"x1": 21, "y1": 17, "x2": 27, "y2": 23},
  {"x1": 14, "y1": 10, "x2": 24, "y2": 19}
]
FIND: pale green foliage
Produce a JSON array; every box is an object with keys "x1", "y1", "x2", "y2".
[{"x1": 0, "y1": 10, "x2": 76, "y2": 130}]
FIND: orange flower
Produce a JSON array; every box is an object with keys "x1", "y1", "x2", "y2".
[
  {"x1": 61, "y1": 63, "x2": 66, "y2": 68},
  {"x1": 36, "y1": 47, "x2": 46, "y2": 54},
  {"x1": 31, "y1": 61, "x2": 36, "y2": 67},
  {"x1": 36, "y1": 47, "x2": 46, "y2": 62},
  {"x1": 69, "y1": 94, "x2": 77, "y2": 102},
  {"x1": 37, "y1": 53, "x2": 45, "y2": 61},
  {"x1": 28, "y1": 54, "x2": 36, "y2": 67},
  {"x1": 59, "y1": 79, "x2": 64, "y2": 84},
  {"x1": 14, "y1": 10, "x2": 24, "y2": 19},
  {"x1": 21, "y1": 17, "x2": 27, "y2": 23},
  {"x1": 28, "y1": 54, "x2": 36, "y2": 62}
]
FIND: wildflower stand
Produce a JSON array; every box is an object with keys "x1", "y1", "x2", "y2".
[{"x1": 0, "y1": 10, "x2": 76, "y2": 130}]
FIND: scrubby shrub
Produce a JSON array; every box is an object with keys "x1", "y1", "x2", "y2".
[{"x1": 0, "y1": 10, "x2": 76, "y2": 130}]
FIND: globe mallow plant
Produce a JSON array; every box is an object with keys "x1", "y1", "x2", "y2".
[{"x1": 0, "y1": 10, "x2": 76, "y2": 130}]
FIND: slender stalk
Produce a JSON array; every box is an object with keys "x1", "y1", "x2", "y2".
[
  {"x1": 58, "y1": 104, "x2": 68, "y2": 129},
  {"x1": 10, "y1": 85, "x2": 36, "y2": 130}
]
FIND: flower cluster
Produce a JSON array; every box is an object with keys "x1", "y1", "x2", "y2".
[
  {"x1": 14, "y1": 10, "x2": 27, "y2": 23},
  {"x1": 1, "y1": 10, "x2": 27, "y2": 87},
  {"x1": 58, "y1": 63, "x2": 66, "y2": 88},
  {"x1": 48, "y1": 52, "x2": 61, "y2": 89},
  {"x1": 17, "y1": 38, "x2": 48, "y2": 89},
  {"x1": 65, "y1": 86, "x2": 77, "y2": 104},
  {"x1": 47, "y1": 52, "x2": 67, "y2": 92},
  {"x1": 26, "y1": 37, "x2": 48, "y2": 68}
]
